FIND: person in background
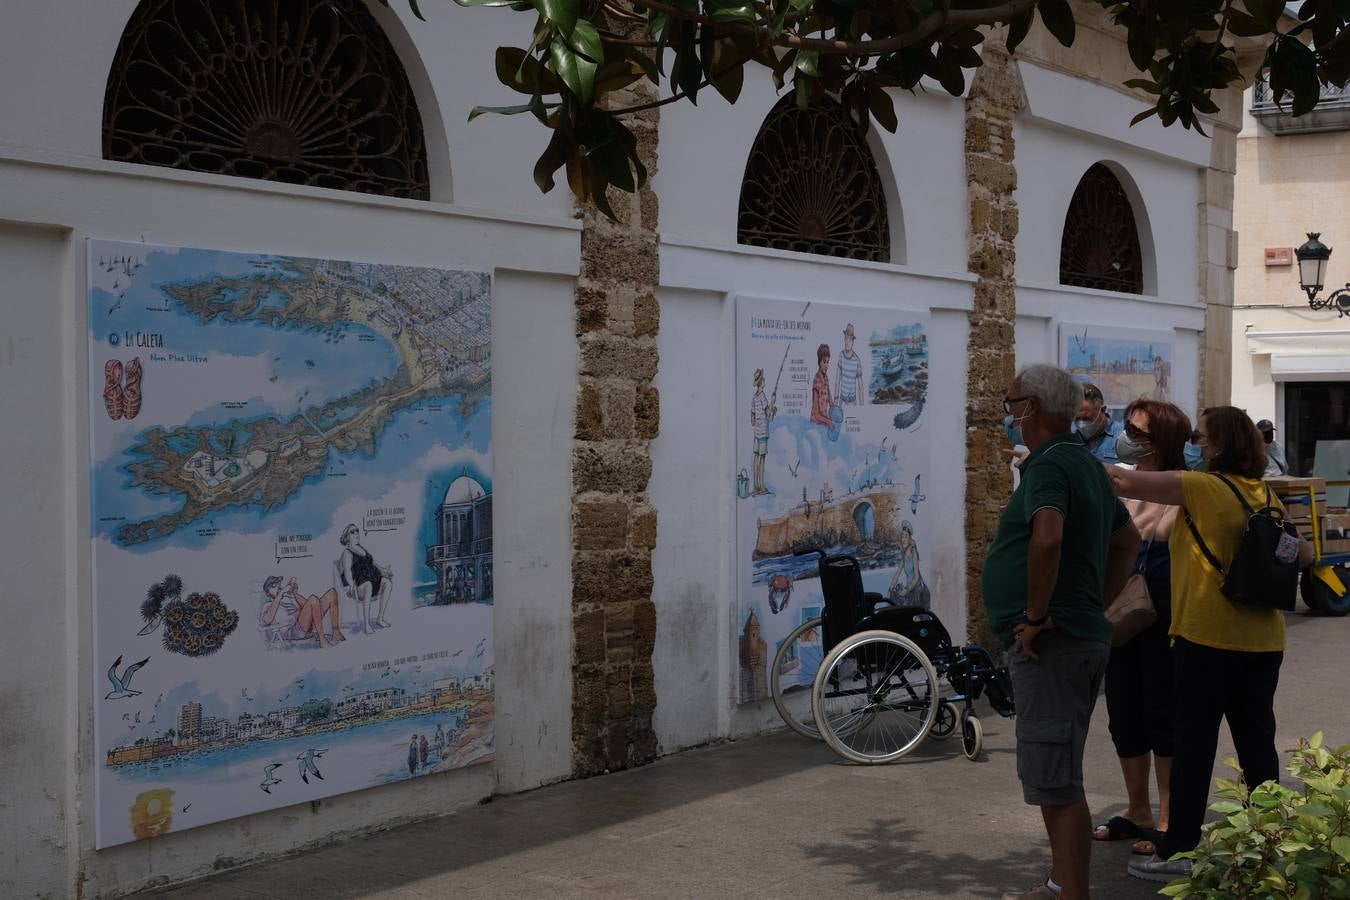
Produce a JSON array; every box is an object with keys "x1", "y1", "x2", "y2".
[
  {"x1": 1257, "y1": 419, "x2": 1288, "y2": 477},
  {"x1": 1075, "y1": 383, "x2": 1123, "y2": 465},
  {"x1": 986, "y1": 365, "x2": 1141, "y2": 900},
  {"x1": 1091, "y1": 401, "x2": 1191, "y2": 857},
  {"x1": 1109, "y1": 407, "x2": 1313, "y2": 883}
]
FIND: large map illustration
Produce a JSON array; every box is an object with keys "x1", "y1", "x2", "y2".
[
  {"x1": 735, "y1": 297, "x2": 931, "y2": 706},
  {"x1": 88, "y1": 240, "x2": 495, "y2": 847}
]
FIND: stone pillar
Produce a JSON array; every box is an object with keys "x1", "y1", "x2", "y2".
[
  {"x1": 963, "y1": 47, "x2": 1024, "y2": 648},
  {"x1": 1199, "y1": 109, "x2": 1240, "y2": 410},
  {"x1": 570, "y1": 77, "x2": 661, "y2": 775}
]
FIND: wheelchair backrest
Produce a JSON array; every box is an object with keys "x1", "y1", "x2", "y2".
[{"x1": 818, "y1": 555, "x2": 866, "y2": 651}]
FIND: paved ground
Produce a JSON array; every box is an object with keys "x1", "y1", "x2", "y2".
[{"x1": 136, "y1": 612, "x2": 1349, "y2": 899}]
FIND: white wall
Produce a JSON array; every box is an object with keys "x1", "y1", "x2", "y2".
[
  {"x1": 651, "y1": 81, "x2": 978, "y2": 746},
  {"x1": 1012, "y1": 65, "x2": 1208, "y2": 411},
  {"x1": 0, "y1": 3, "x2": 580, "y2": 896}
]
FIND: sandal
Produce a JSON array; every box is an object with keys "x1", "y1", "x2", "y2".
[
  {"x1": 1132, "y1": 829, "x2": 1165, "y2": 856},
  {"x1": 1092, "y1": 816, "x2": 1147, "y2": 842}
]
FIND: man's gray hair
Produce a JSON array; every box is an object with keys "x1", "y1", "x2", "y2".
[{"x1": 1017, "y1": 364, "x2": 1083, "y2": 423}]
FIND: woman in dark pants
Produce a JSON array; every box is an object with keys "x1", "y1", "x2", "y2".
[
  {"x1": 1108, "y1": 406, "x2": 1314, "y2": 882},
  {"x1": 1092, "y1": 400, "x2": 1191, "y2": 855}
]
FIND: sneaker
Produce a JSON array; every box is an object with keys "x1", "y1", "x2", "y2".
[
  {"x1": 1127, "y1": 854, "x2": 1193, "y2": 882},
  {"x1": 1001, "y1": 880, "x2": 1059, "y2": 899}
]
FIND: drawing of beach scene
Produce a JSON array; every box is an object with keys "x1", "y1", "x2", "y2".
[
  {"x1": 1060, "y1": 324, "x2": 1173, "y2": 410},
  {"x1": 868, "y1": 324, "x2": 929, "y2": 407}
]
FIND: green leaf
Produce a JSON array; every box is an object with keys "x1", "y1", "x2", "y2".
[
  {"x1": 468, "y1": 102, "x2": 542, "y2": 121},
  {"x1": 706, "y1": 37, "x2": 745, "y2": 104},
  {"x1": 1123, "y1": 78, "x2": 1162, "y2": 94},
  {"x1": 1243, "y1": 0, "x2": 1286, "y2": 29},
  {"x1": 795, "y1": 49, "x2": 820, "y2": 78},
  {"x1": 496, "y1": 47, "x2": 561, "y2": 95},
  {"x1": 1331, "y1": 835, "x2": 1350, "y2": 862},
  {"x1": 588, "y1": 136, "x2": 635, "y2": 193},
  {"x1": 450, "y1": 0, "x2": 519, "y2": 7},
  {"x1": 866, "y1": 84, "x2": 897, "y2": 132},
  {"x1": 408, "y1": 0, "x2": 426, "y2": 19},
  {"x1": 1006, "y1": 9, "x2": 1034, "y2": 54},
  {"x1": 705, "y1": 0, "x2": 757, "y2": 23},
  {"x1": 673, "y1": 24, "x2": 703, "y2": 103},
  {"x1": 532, "y1": 128, "x2": 571, "y2": 193},
  {"x1": 795, "y1": 72, "x2": 813, "y2": 107},
  {"x1": 1037, "y1": 0, "x2": 1076, "y2": 48},
  {"x1": 1225, "y1": 10, "x2": 1273, "y2": 38},
  {"x1": 549, "y1": 19, "x2": 603, "y2": 102},
  {"x1": 1130, "y1": 106, "x2": 1160, "y2": 126},
  {"x1": 533, "y1": 0, "x2": 577, "y2": 38},
  {"x1": 930, "y1": 44, "x2": 965, "y2": 95}
]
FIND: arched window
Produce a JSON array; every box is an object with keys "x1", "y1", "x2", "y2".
[
  {"x1": 103, "y1": 0, "x2": 430, "y2": 200},
  {"x1": 737, "y1": 97, "x2": 890, "y2": 263},
  {"x1": 1059, "y1": 163, "x2": 1144, "y2": 294}
]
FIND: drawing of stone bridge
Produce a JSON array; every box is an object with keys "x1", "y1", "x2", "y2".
[{"x1": 753, "y1": 488, "x2": 902, "y2": 557}]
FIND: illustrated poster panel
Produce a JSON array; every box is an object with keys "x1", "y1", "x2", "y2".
[
  {"x1": 735, "y1": 297, "x2": 931, "y2": 705},
  {"x1": 89, "y1": 240, "x2": 495, "y2": 847},
  {"x1": 1059, "y1": 323, "x2": 1174, "y2": 417}
]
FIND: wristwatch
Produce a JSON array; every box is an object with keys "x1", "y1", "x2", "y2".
[{"x1": 1023, "y1": 611, "x2": 1049, "y2": 627}]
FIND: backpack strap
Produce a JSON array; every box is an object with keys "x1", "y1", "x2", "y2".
[
  {"x1": 1183, "y1": 507, "x2": 1227, "y2": 577},
  {"x1": 1211, "y1": 472, "x2": 1258, "y2": 516}
]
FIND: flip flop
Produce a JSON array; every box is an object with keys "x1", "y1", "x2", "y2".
[
  {"x1": 1092, "y1": 816, "x2": 1146, "y2": 842},
  {"x1": 1132, "y1": 829, "x2": 1165, "y2": 856}
]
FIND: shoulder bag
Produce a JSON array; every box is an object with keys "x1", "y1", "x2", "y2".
[
  {"x1": 1182, "y1": 473, "x2": 1300, "y2": 611},
  {"x1": 1106, "y1": 534, "x2": 1158, "y2": 647}
]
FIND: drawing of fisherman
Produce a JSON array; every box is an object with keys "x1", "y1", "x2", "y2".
[
  {"x1": 835, "y1": 323, "x2": 864, "y2": 406},
  {"x1": 886, "y1": 521, "x2": 931, "y2": 609},
  {"x1": 750, "y1": 368, "x2": 776, "y2": 495},
  {"x1": 810, "y1": 343, "x2": 833, "y2": 426}
]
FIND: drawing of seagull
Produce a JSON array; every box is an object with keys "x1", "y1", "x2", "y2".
[
  {"x1": 260, "y1": 763, "x2": 284, "y2": 794},
  {"x1": 909, "y1": 474, "x2": 927, "y2": 515},
  {"x1": 297, "y1": 749, "x2": 327, "y2": 784},
  {"x1": 105, "y1": 655, "x2": 150, "y2": 700}
]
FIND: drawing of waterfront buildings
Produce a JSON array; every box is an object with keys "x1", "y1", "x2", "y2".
[{"x1": 425, "y1": 471, "x2": 493, "y2": 604}]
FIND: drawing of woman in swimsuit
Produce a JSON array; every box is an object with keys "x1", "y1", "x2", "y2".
[{"x1": 339, "y1": 524, "x2": 393, "y2": 632}]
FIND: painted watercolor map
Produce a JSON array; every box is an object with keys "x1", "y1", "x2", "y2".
[
  {"x1": 88, "y1": 240, "x2": 494, "y2": 847},
  {"x1": 735, "y1": 297, "x2": 931, "y2": 706}
]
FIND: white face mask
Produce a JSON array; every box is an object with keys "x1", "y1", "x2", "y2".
[{"x1": 1074, "y1": 416, "x2": 1105, "y2": 441}]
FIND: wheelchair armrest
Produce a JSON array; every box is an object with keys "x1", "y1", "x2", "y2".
[{"x1": 863, "y1": 592, "x2": 891, "y2": 612}]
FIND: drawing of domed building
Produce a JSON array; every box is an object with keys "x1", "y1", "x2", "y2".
[{"x1": 425, "y1": 470, "x2": 493, "y2": 604}]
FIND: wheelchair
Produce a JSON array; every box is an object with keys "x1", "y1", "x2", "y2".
[{"x1": 770, "y1": 548, "x2": 1015, "y2": 764}]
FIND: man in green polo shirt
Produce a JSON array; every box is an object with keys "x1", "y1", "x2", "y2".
[{"x1": 986, "y1": 364, "x2": 1140, "y2": 900}]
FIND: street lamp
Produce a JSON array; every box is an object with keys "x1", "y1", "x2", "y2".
[{"x1": 1295, "y1": 232, "x2": 1350, "y2": 315}]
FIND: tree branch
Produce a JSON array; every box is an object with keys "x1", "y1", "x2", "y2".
[{"x1": 622, "y1": 0, "x2": 1037, "y2": 56}]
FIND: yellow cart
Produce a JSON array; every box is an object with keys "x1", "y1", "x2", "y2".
[{"x1": 1267, "y1": 476, "x2": 1350, "y2": 616}]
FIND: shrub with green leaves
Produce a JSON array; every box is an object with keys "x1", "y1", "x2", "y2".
[{"x1": 1161, "y1": 733, "x2": 1350, "y2": 900}]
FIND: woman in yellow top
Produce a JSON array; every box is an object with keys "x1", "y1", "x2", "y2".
[{"x1": 1107, "y1": 406, "x2": 1313, "y2": 883}]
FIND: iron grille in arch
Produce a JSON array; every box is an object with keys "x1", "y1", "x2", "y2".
[
  {"x1": 737, "y1": 97, "x2": 890, "y2": 262},
  {"x1": 1058, "y1": 163, "x2": 1143, "y2": 294},
  {"x1": 103, "y1": 0, "x2": 430, "y2": 200}
]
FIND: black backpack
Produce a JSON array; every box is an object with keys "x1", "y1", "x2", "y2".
[{"x1": 1182, "y1": 473, "x2": 1301, "y2": 611}]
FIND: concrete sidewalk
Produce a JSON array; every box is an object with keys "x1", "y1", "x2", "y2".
[{"x1": 135, "y1": 613, "x2": 1349, "y2": 900}]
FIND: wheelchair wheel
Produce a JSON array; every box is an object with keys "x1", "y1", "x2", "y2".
[
  {"x1": 962, "y1": 715, "x2": 983, "y2": 761},
  {"x1": 928, "y1": 701, "x2": 957, "y2": 740},
  {"x1": 812, "y1": 629, "x2": 939, "y2": 764},
  {"x1": 771, "y1": 617, "x2": 827, "y2": 739}
]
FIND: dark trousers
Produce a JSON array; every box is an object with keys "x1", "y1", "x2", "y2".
[
  {"x1": 1104, "y1": 574, "x2": 1174, "y2": 758},
  {"x1": 1159, "y1": 638, "x2": 1283, "y2": 859}
]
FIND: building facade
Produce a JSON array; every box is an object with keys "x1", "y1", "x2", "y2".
[
  {"x1": 1231, "y1": 78, "x2": 1350, "y2": 476},
  {"x1": 1, "y1": 1, "x2": 1249, "y2": 895},
  {"x1": 427, "y1": 472, "x2": 493, "y2": 604}
]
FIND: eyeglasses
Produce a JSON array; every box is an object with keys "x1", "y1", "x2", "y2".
[
  {"x1": 1124, "y1": 423, "x2": 1152, "y2": 442},
  {"x1": 1191, "y1": 431, "x2": 1209, "y2": 445},
  {"x1": 1003, "y1": 396, "x2": 1033, "y2": 414}
]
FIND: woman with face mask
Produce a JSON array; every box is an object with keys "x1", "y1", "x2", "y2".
[
  {"x1": 1107, "y1": 407, "x2": 1315, "y2": 884},
  {"x1": 1091, "y1": 400, "x2": 1191, "y2": 857}
]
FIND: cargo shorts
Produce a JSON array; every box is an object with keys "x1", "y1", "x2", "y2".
[{"x1": 1008, "y1": 631, "x2": 1109, "y2": 807}]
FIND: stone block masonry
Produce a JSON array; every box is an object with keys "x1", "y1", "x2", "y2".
[
  {"x1": 963, "y1": 46, "x2": 1024, "y2": 651},
  {"x1": 570, "y1": 63, "x2": 661, "y2": 776}
]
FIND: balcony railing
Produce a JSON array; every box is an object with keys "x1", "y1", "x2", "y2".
[{"x1": 1252, "y1": 77, "x2": 1350, "y2": 134}]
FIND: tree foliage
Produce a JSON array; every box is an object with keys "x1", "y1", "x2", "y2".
[{"x1": 382, "y1": 0, "x2": 1350, "y2": 213}]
